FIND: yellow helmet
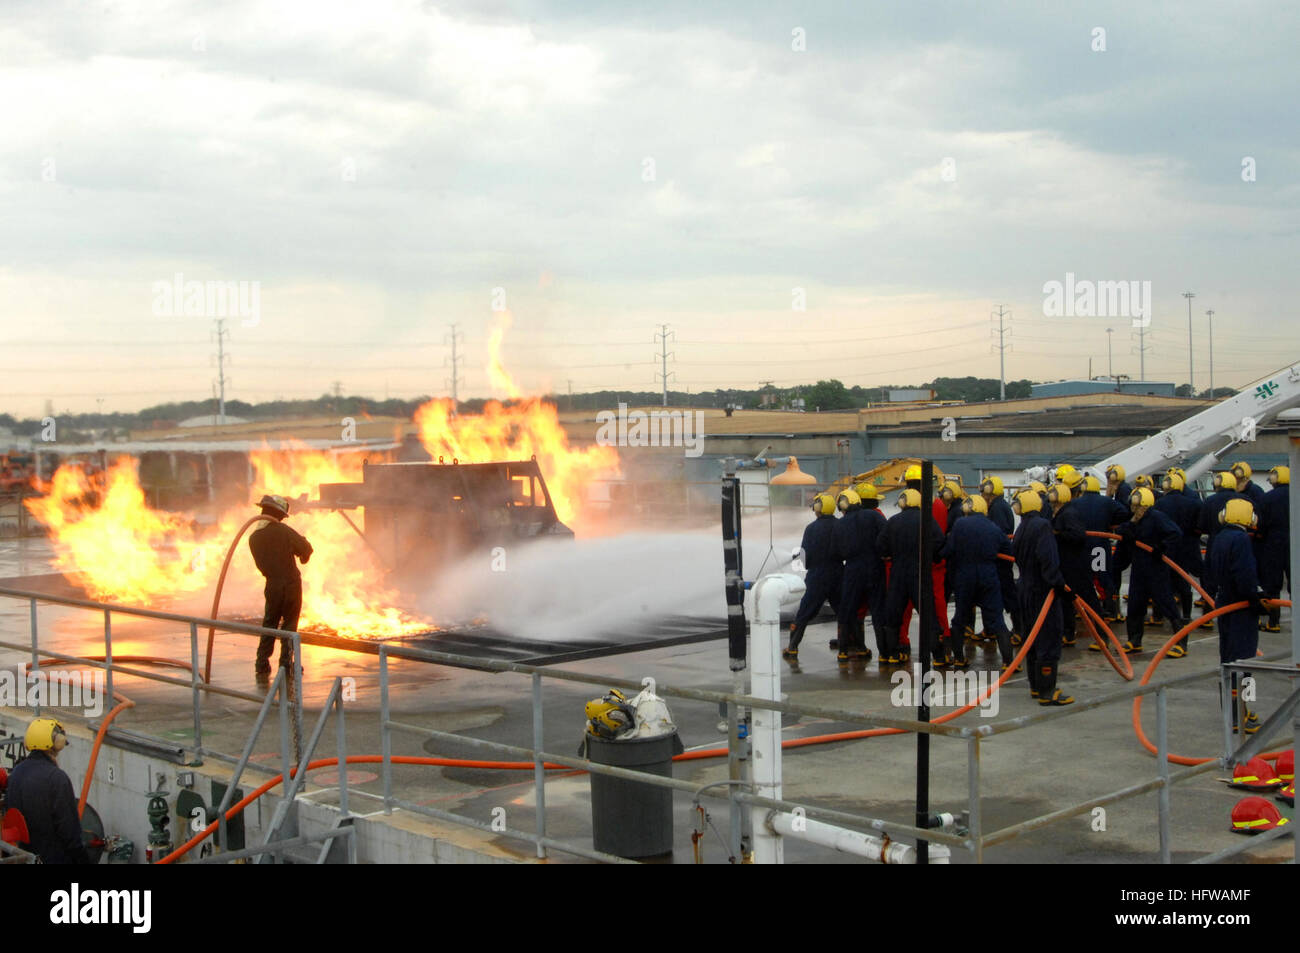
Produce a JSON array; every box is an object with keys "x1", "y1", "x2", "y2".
[
  {"x1": 962, "y1": 495, "x2": 988, "y2": 516},
  {"x1": 1055, "y1": 464, "x2": 1077, "y2": 482},
  {"x1": 25, "y1": 717, "x2": 68, "y2": 753},
  {"x1": 1213, "y1": 471, "x2": 1238, "y2": 491},
  {"x1": 1083, "y1": 475, "x2": 1102, "y2": 493},
  {"x1": 904, "y1": 464, "x2": 923, "y2": 482},
  {"x1": 1162, "y1": 472, "x2": 1185, "y2": 493},
  {"x1": 853, "y1": 481, "x2": 879, "y2": 500},
  {"x1": 1028, "y1": 480, "x2": 1047, "y2": 495},
  {"x1": 1130, "y1": 486, "x2": 1156, "y2": 511},
  {"x1": 1269, "y1": 466, "x2": 1290, "y2": 486},
  {"x1": 1168, "y1": 466, "x2": 1187, "y2": 483},
  {"x1": 940, "y1": 480, "x2": 964, "y2": 502},
  {"x1": 1061, "y1": 469, "x2": 1084, "y2": 490},
  {"x1": 811, "y1": 493, "x2": 837, "y2": 516},
  {"x1": 1220, "y1": 498, "x2": 1257, "y2": 528},
  {"x1": 981, "y1": 476, "x2": 1004, "y2": 497},
  {"x1": 1012, "y1": 490, "x2": 1042, "y2": 515},
  {"x1": 585, "y1": 690, "x2": 636, "y2": 739},
  {"x1": 1232, "y1": 461, "x2": 1254, "y2": 481},
  {"x1": 1134, "y1": 474, "x2": 1154, "y2": 489},
  {"x1": 837, "y1": 489, "x2": 861, "y2": 511},
  {"x1": 1106, "y1": 464, "x2": 1126, "y2": 484},
  {"x1": 898, "y1": 488, "x2": 923, "y2": 509},
  {"x1": 1047, "y1": 483, "x2": 1071, "y2": 506}
]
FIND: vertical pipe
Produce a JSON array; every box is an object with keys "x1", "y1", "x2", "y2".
[
  {"x1": 335, "y1": 684, "x2": 349, "y2": 820},
  {"x1": 279, "y1": 670, "x2": 291, "y2": 798},
  {"x1": 1289, "y1": 419, "x2": 1300, "y2": 865},
  {"x1": 1156, "y1": 687, "x2": 1172, "y2": 864},
  {"x1": 721, "y1": 472, "x2": 746, "y2": 671},
  {"x1": 190, "y1": 621, "x2": 202, "y2": 756},
  {"x1": 1220, "y1": 665, "x2": 1234, "y2": 764},
  {"x1": 727, "y1": 698, "x2": 743, "y2": 862},
  {"x1": 380, "y1": 648, "x2": 393, "y2": 815},
  {"x1": 29, "y1": 598, "x2": 39, "y2": 718},
  {"x1": 103, "y1": 608, "x2": 113, "y2": 710},
  {"x1": 292, "y1": 632, "x2": 304, "y2": 765},
  {"x1": 967, "y1": 735, "x2": 982, "y2": 864},
  {"x1": 531, "y1": 672, "x2": 547, "y2": 860},
  {"x1": 916, "y1": 460, "x2": 934, "y2": 864}
]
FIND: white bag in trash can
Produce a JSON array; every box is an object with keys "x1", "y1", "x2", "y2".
[{"x1": 623, "y1": 687, "x2": 675, "y2": 739}]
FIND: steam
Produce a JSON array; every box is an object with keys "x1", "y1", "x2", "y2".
[{"x1": 416, "y1": 510, "x2": 812, "y2": 642}]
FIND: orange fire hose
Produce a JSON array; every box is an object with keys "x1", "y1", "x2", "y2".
[
  {"x1": 204, "y1": 515, "x2": 273, "y2": 684},
  {"x1": 158, "y1": 595, "x2": 1061, "y2": 863},
  {"x1": 1130, "y1": 598, "x2": 1292, "y2": 766},
  {"x1": 28, "y1": 655, "x2": 206, "y2": 817},
  {"x1": 1086, "y1": 529, "x2": 1216, "y2": 610}
]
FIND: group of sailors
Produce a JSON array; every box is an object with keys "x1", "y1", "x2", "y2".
[{"x1": 786, "y1": 461, "x2": 1290, "y2": 716}]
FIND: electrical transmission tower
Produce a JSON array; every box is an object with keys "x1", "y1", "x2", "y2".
[
  {"x1": 212, "y1": 318, "x2": 231, "y2": 425},
  {"x1": 445, "y1": 322, "x2": 464, "y2": 409},
  {"x1": 1131, "y1": 323, "x2": 1151, "y2": 382},
  {"x1": 990, "y1": 305, "x2": 1012, "y2": 400},
  {"x1": 654, "y1": 324, "x2": 675, "y2": 406}
]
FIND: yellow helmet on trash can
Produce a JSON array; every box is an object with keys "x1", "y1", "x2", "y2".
[{"x1": 586, "y1": 690, "x2": 637, "y2": 740}]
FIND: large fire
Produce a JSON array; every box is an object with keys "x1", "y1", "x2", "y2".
[
  {"x1": 414, "y1": 314, "x2": 620, "y2": 524},
  {"x1": 24, "y1": 333, "x2": 620, "y2": 636}
]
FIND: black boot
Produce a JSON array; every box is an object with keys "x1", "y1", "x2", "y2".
[
  {"x1": 852, "y1": 618, "x2": 871, "y2": 660},
  {"x1": 996, "y1": 627, "x2": 1015, "y2": 670},
  {"x1": 1026, "y1": 652, "x2": 1041, "y2": 697},
  {"x1": 879, "y1": 626, "x2": 900, "y2": 664},
  {"x1": 1037, "y1": 662, "x2": 1075, "y2": 706},
  {"x1": 1165, "y1": 617, "x2": 1188, "y2": 658},
  {"x1": 784, "y1": 623, "x2": 806, "y2": 660},
  {"x1": 836, "y1": 622, "x2": 851, "y2": 664}
]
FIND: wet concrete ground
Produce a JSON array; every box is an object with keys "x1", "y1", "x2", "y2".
[{"x1": 1, "y1": 536, "x2": 1293, "y2": 864}]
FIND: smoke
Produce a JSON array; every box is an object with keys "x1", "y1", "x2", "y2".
[{"x1": 416, "y1": 510, "x2": 813, "y2": 642}]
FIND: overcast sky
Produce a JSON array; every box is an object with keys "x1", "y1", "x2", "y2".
[{"x1": 2, "y1": 0, "x2": 1297, "y2": 417}]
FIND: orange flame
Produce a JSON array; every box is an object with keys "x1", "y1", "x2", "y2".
[{"x1": 24, "y1": 332, "x2": 618, "y2": 631}]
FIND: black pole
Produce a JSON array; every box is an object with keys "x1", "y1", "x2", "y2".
[
  {"x1": 916, "y1": 460, "x2": 934, "y2": 864},
  {"x1": 722, "y1": 472, "x2": 746, "y2": 671}
]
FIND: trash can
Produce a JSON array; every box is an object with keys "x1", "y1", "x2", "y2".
[{"x1": 583, "y1": 730, "x2": 684, "y2": 859}]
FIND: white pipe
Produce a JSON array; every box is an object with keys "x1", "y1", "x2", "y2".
[
  {"x1": 768, "y1": 812, "x2": 950, "y2": 863},
  {"x1": 748, "y1": 573, "x2": 804, "y2": 865}
]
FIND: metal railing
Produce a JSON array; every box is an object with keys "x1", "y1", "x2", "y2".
[{"x1": 0, "y1": 583, "x2": 1291, "y2": 864}]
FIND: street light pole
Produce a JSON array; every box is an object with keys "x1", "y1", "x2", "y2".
[
  {"x1": 1106, "y1": 327, "x2": 1114, "y2": 382},
  {"x1": 1206, "y1": 309, "x2": 1215, "y2": 398},
  {"x1": 1182, "y1": 291, "x2": 1196, "y2": 395}
]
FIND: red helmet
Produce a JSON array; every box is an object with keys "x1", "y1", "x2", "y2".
[
  {"x1": 1230, "y1": 756, "x2": 1283, "y2": 792},
  {"x1": 1230, "y1": 796, "x2": 1290, "y2": 834},
  {"x1": 1276, "y1": 783, "x2": 1295, "y2": 808},
  {"x1": 1275, "y1": 749, "x2": 1294, "y2": 782}
]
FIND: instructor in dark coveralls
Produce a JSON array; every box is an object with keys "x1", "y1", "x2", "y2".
[{"x1": 248, "y1": 493, "x2": 313, "y2": 679}]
